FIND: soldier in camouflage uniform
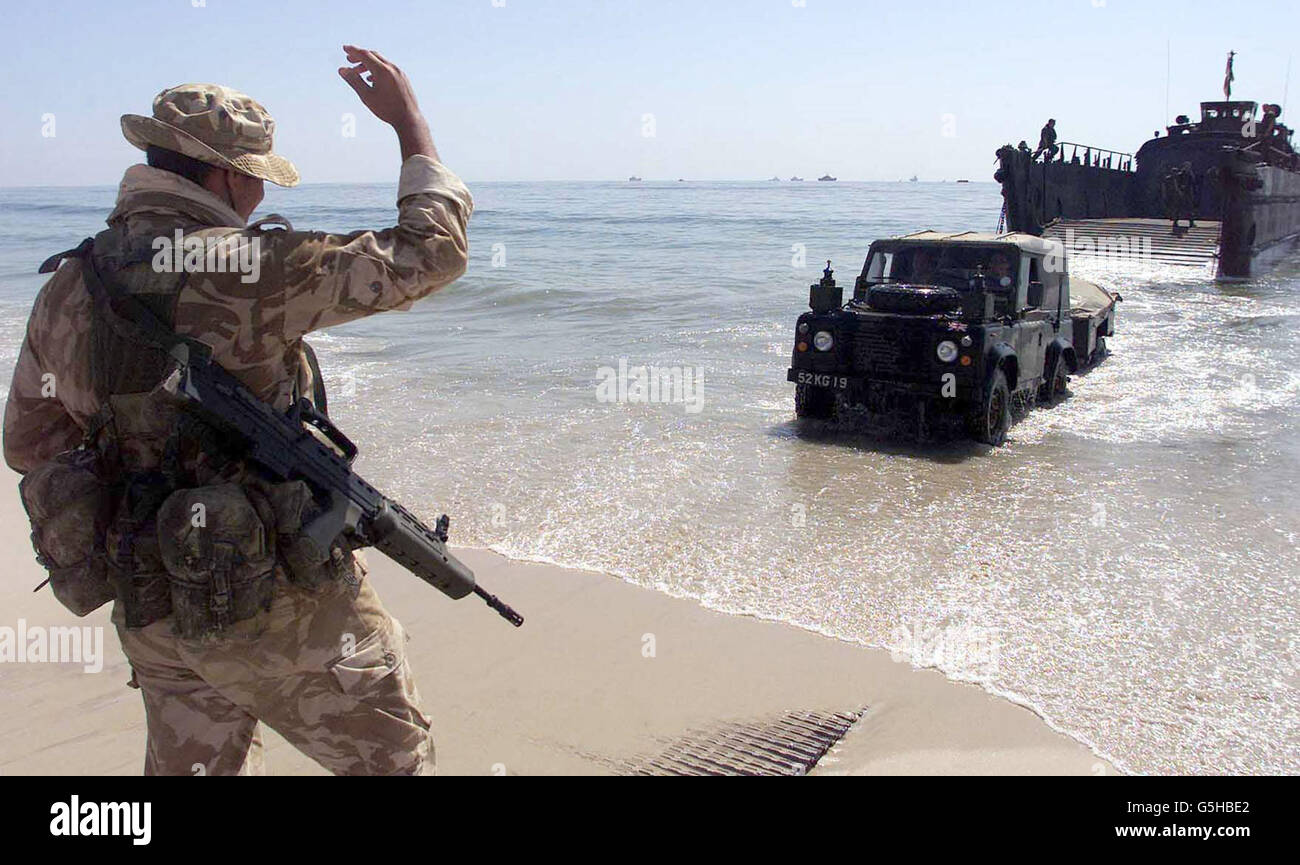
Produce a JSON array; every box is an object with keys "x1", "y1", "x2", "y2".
[{"x1": 3, "y1": 46, "x2": 472, "y2": 775}]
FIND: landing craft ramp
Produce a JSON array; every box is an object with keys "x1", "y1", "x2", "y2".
[{"x1": 1044, "y1": 217, "x2": 1220, "y2": 268}]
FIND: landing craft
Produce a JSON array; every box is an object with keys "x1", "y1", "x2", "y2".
[{"x1": 996, "y1": 52, "x2": 1300, "y2": 279}]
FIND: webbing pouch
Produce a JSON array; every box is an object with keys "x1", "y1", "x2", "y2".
[
  {"x1": 156, "y1": 484, "x2": 276, "y2": 641},
  {"x1": 253, "y1": 478, "x2": 360, "y2": 592},
  {"x1": 18, "y1": 448, "x2": 118, "y2": 617}
]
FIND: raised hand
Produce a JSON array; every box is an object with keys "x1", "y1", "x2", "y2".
[
  {"x1": 339, "y1": 45, "x2": 421, "y2": 126},
  {"x1": 338, "y1": 45, "x2": 436, "y2": 161}
]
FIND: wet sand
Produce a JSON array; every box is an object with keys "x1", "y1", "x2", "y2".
[{"x1": 0, "y1": 470, "x2": 1112, "y2": 775}]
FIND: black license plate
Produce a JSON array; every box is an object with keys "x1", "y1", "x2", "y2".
[{"x1": 795, "y1": 371, "x2": 850, "y2": 390}]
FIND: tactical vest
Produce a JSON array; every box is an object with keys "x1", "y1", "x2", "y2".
[{"x1": 21, "y1": 226, "x2": 341, "y2": 639}]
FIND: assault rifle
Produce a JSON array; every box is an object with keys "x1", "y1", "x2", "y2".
[
  {"x1": 159, "y1": 342, "x2": 524, "y2": 628},
  {"x1": 65, "y1": 238, "x2": 520, "y2": 625}
]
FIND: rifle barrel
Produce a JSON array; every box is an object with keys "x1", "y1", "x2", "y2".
[{"x1": 474, "y1": 586, "x2": 525, "y2": 627}]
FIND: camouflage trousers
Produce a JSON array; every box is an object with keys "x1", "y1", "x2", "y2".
[{"x1": 113, "y1": 575, "x2": 435, "y2": 776}]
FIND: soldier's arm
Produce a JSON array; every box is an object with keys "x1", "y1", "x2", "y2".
[
  {"x1": 3, "y1": 327, "x2": 83, "y2": 474},
  {"x1": 271, "y1": 156, "x2": 473, "y2": 337},
  {"x1": 273, "y1": 45, "x2": 473, "y2": 337}
]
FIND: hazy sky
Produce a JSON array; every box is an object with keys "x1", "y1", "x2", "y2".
[{"x1": 2, "y1": 0, "x2": 1297, "y2": 186}]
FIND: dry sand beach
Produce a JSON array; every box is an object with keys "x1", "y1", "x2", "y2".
[{"x1": 0, "y1": 470, "x2": 1111, "y2": 776}]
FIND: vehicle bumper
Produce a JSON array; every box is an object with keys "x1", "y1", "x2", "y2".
[{"x1": 788, "y1": 367, "x2": 981, "y2": 411}]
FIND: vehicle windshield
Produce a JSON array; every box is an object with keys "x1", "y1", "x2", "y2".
[{"x1": 862, "y1": 245, "x2": 1019, "y2": 291}]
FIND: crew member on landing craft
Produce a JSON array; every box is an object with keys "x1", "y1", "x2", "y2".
[{"x1": 1033, "y1": 119, "x2": 1059, "y2": 162}]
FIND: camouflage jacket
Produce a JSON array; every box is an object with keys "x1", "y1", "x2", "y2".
[{"x1": 3, "y1": 156, "x2": 473, "y2": 473}]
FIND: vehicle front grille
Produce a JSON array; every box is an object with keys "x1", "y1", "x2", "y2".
[{"x1": 848, "y1": 324, "x2": 929, "y2": 378}]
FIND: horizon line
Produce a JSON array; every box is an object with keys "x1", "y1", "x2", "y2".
[{"x1": 0, "y1": 178, "x2": 994, "y2": 191}]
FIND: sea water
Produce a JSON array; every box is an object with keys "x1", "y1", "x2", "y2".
[{"x1": 1, "y1": 179, "x2": 1295, "y2": 774}]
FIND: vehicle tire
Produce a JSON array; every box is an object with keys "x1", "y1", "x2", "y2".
[
  {"x1": 795, "y1": 383, "x2": 835, "y2": 420},
  {"x1": 968, "y1": 369, "x2": 1011, "y2": 446},
  {"x1": 1038, "y1": 352, "x2": 1068, "y2": 403},
  {"x1": 867, "y1": 284, "x2": 962, "y2": 315}
]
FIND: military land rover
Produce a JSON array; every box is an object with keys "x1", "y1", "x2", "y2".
[{"x1": 787, "y1": 232, "x2": 1120, "y2": 445}]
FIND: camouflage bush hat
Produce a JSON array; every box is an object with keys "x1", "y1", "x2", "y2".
[{"x1": 121, "y1": 83, "x2": 300, "y2": 187}]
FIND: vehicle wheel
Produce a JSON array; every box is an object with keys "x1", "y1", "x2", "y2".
[
  {"x1": 968, "y1": 369, "x2": 1011, "y2": 446},
  {"x1": 1038, "y1": 352, "x2": 1068, "y2": 403},
  {"x1": 795, "y1": 383, "x2": 835, "y2": 420}
]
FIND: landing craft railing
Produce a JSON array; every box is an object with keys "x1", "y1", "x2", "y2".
[
  {"x1": 1040, "y1": 141, "x2": 1136, "y2": 172},
  {"x1": 1240, "y1": 137, "x2": 1300, "y2": 170}
]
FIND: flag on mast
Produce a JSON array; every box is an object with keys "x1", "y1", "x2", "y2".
[{"x1": 1224, "y1": 50, "x2": 1236, "y2": 100}]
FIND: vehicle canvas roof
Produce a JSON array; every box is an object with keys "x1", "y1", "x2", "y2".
[
  {"x1": 1071, "y1": 277, "x2": 1120, "y2": 316},
  {"x1": 881, "y1": 230, "x2": 1063, "y2": 256}
]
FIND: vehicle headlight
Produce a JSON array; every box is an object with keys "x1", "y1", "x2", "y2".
[
  {"x1": 936, "y1": 340, "x2": 959, "y2": 363},
  {"x1": 813, "y1": 331, "x2": 835, "y2": 352}
]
